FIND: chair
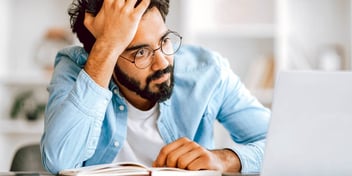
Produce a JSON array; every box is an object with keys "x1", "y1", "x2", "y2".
[{"x1": 10, "y1": 144, "x2": 45, "y2": 171}]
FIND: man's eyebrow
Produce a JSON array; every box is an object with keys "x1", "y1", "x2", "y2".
[
  {"x1": 125, "y1": 30, "x2": 170, "y2": 51},
  {"x1": 125, "y1": 44, "x2": 149, "y2": 51},
  {"x1": 160, "y1": 30, "x2": 171, "y2": 40}
]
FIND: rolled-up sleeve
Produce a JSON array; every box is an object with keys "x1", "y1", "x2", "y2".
[
  {"x1": 216, "y1": 56, "x2": 270, "y2": 173},
  {"x1": 41, "y1": 53, "x2": 112, "y2": 174}
]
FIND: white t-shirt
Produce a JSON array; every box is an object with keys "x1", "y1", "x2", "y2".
[{"x1": 113, "y1": 102, "x2": 165, "y2": 166}]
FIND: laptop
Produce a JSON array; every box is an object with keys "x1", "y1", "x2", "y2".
[{"x1": 261, "y1": 71, "x2": 352, "y2": 176}]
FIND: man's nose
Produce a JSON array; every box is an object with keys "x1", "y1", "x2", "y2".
[{"x1": 151, "y1": 49, "x2": 169, "y2": 70}]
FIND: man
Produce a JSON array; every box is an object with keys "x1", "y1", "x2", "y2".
[{"x1": 40, "y1": 0, "x2": 270, "y2": 174}]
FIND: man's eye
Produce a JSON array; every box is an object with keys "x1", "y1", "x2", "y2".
[
  {"x1": 162, "y1": 37, "x2": 171, "y2": 45},
  {"x1": 135, "y1": 48, "x2": 148, "y2": 57}
]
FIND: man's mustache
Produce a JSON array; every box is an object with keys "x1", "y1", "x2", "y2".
[{"x1": 147, "y1": 65, "x2": 173, "y2": 83}]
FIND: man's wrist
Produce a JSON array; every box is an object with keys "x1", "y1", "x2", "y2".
[{"x1": 212, "y1": 149, "x2": 242, "y2": 172}]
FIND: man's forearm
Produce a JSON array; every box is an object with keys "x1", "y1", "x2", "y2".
[{"x1": 84, "y1": 39, "x2": 123, "y2": 88}]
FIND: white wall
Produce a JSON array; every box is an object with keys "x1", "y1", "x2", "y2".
[
  {"x1": 0, "y1": 0, "x2": 71, "y2": 171},
  {"x1": 284, "y1": 0, "x2": 350, "y2": 70},
  {"x1": 8, "y1": 0, "x2": 71, "y2": 73},
  {"x1": 0, "y1": 1, "x2": 10, "y2": 77}
]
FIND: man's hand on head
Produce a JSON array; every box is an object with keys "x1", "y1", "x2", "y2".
[
  {"x1": 82, "y1": 0, "x2": 150, "y2": 88},
  {"x1": 84, "y1": 0, "x2": 151, "y2": 53}
]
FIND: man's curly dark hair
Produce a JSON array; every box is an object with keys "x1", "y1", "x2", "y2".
[{"x1": 68, "y1": 0, "x2": 170, "y2": 53}]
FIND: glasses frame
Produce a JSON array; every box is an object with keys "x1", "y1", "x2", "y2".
[{"x1": 119, "y1": 30, "x2": 182, "y2": 69}]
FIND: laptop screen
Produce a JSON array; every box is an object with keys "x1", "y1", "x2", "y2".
[{"x1": 261, "y1": 71, "x2": 352, "y2": 176}]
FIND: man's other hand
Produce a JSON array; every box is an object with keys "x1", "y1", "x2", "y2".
[{"x1": 153, "y1": 137, "x2": 241, "y2": 172}]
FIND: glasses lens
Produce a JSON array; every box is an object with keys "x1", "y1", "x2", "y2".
[
  {"x1": 132, "y1": 31, "x2": 182, "y2": 69},
  {"x1": 134, "y1": 47, "x2": 153, "y2": 69},
  {"x1": 161, "y1": 32, "x2": 182, "y2": 55}
]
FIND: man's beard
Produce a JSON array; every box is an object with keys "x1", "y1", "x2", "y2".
[{"x1": 114, "y1": 65, "x2": 174, "y2": 103}]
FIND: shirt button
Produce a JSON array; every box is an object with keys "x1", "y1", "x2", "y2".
[
  {"x1": 119, "y1": 105, "x2": 125, "y2": 111},
  {"x1": 114, "y1": 89, "x2": 119, "y2": 94},
  {"x1": 114, "y1": 141, "x2": 120, "y2": 147}
]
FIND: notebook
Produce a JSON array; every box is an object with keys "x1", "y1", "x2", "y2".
[{"x1": 261, "y1": 71, "x2": 352, "y2": 176}]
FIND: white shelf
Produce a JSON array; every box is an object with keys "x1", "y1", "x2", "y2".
[
  {"x1": 0, "y1": 70, "x2": 51, "y2": 86},
  {"x1": 0, "y1": 119, "x2": 44, "y2": 135},
  {"x1": 195, "y1": 24, "x2": 276, "y2": 39}
]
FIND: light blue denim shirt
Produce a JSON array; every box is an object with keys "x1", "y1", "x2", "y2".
[{"x1": 40, "y1": 45, "x2": 270, "y2": 174}]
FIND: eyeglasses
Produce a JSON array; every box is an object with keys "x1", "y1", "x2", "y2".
[{"x1": 119, "y1": 30, "x2": 182, "y2": 69}]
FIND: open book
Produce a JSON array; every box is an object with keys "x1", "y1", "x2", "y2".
[{"x1": 59, "y1": 162, "x2": 222, "y2": 176}]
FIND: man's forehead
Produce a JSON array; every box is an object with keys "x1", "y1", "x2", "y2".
[{"x1": 127, "y1": 7, "x2": 168, "y2": 48}]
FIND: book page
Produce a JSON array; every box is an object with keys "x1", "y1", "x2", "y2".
[
  {"x1": 59, "y1": 162, "x2": 150, "y2": 176},
  {"x1": 59, "y1": 162, "x2": 221, "y2": 176}
]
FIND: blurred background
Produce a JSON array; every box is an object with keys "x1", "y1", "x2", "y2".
[{"x1": 0, "y1": 0, "x2": 351, "y2": 171}]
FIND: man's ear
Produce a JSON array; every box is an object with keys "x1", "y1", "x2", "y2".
[{"x1": 83, "y1": 12, "x2": 96, "y2": 38}]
